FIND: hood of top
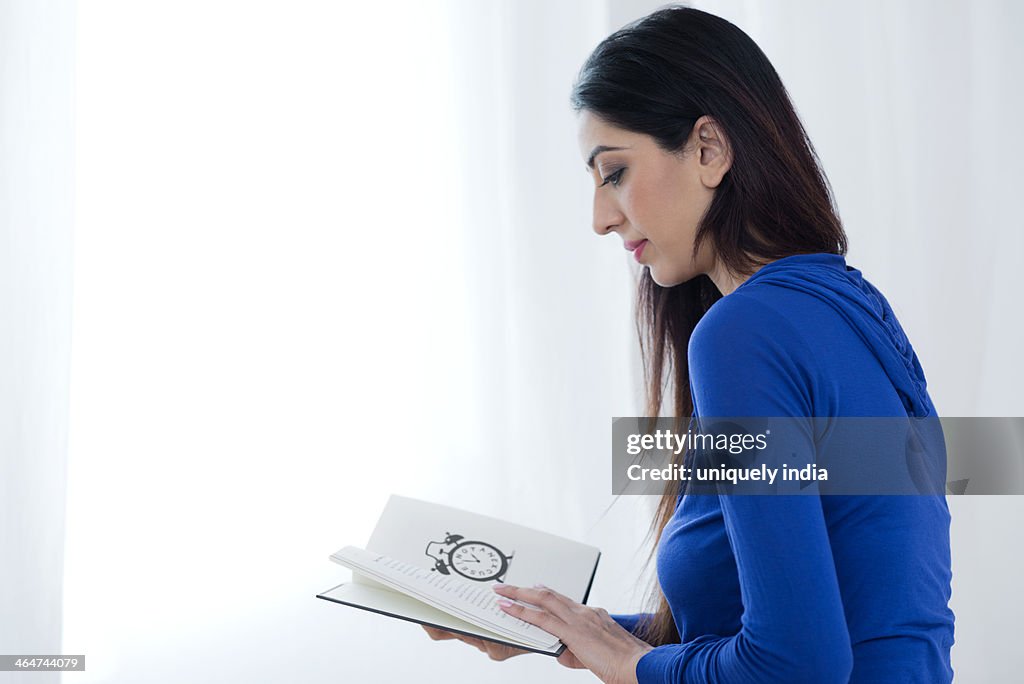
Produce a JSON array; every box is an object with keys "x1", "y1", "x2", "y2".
[{"x1": 734, "y1": 253, "x2": 932, "y2": 418}]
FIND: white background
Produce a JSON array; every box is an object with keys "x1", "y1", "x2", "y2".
[{"x1": 1, "y1": 1, "x2": 1021, "y2": 682}]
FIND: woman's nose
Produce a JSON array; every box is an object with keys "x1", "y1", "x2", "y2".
[{"x1": 592, "y1": 194, "x2": 623, "y2": 236}]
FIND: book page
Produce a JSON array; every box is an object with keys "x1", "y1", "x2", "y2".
[
  {"x1": 331, "y1": 545, "x2": 560, "y2": 649},
  {"x1": 318, "y1": 582, "x2": 529, "y2": 646},
  {"x1": 360, "y1": 494, "x2": 601, "y2": 604}
]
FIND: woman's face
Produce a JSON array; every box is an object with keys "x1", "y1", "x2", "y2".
[{"x1": 576, "y1": 111, "x2": 732, "y2": 288}]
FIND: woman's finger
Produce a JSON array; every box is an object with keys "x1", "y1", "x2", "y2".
[
  {"x1": 422, "y1": 625, "x2": 460, "y2": 641},
  {"x1": 422, "y1": 621, "x2": 534, "y2": 662},
  {"x1": 493, "y1": 584, "x2": 576, "y2": 621},
  {"x1": 424, "y1": 626, "x2": 496, "y2": 656},
  {"x1": 495, "y1": 597, "x2": 564, "y2": 633},
  {"x1": 455, "y1": 635, "x2": 489, "y2": 653},
  {"x1": 481, "y1": 642, "x2": 521, "y2": 661},
  {"x1": 556, "y1": 648, "x2": 586, "y2": 669},
  {"x1": 451, "y1": 632, "x2": 525, "y2": 661}
]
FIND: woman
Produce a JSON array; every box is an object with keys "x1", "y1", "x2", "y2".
[{"x1": 423, "y1": 6, "x2": 954, "y2": 683}]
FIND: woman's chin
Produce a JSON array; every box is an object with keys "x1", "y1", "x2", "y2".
[
  {"x1": 648, "y1": 264, "x2": 700, "y2": 289},
  {"x1": 648, "y1": 265, "x2": 683, "y2": 288}
]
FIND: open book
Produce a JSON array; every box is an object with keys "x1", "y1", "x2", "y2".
[{"x1": 316, "y1": 495, "x2": 602, "y2": 656}]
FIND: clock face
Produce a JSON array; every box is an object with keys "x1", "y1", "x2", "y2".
[{"x1": 450, "y1": 541, "x2": 507, "y2": 581}]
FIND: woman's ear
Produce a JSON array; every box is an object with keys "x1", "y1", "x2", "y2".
[{"x1": 693, "y1": 115, "x2": 732, "y2": 189}]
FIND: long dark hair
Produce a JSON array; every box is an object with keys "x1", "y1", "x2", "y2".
[{"x1": 570, "y1": 5, "x2": 848, "y2": 647}]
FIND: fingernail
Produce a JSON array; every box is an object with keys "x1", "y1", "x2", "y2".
[
  {"x1": 533, "y1": 583, "x2": 547, "y2": 588},
  {"x1": 497, "y1": 599, "x2": 513, "y2": 608}
]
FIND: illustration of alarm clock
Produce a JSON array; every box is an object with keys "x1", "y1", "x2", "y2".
[{"x1": 424, "y1": 532, "x2": 514, "y2": 582}]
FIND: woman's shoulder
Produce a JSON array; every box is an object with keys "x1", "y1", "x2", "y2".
[
  {"x1": 690, "y1": 287, "x2": 816, "y2": 360},
  {"x1": 692, "y1": 275, "x2": 865, "y2": 361},
  {"x1": 691, "y1": 273, "x2": 928, "y2": 419},
  {"x1": 688, "y1": 289, "x2": 824, "y2": 417}
]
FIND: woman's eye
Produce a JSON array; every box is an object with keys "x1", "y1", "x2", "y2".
[{"x1": 599, "y1": 168, "x2": 626, "y2": 188}]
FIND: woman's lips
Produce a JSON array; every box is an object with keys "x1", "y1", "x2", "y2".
[{"x1": 624, "y1": 239, "x2": 648, "y2": 261}]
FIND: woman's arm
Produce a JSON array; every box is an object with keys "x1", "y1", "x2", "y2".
[
  {"x1": 611, "y1": 613, "x2": 655, "y2": 638},
  {"x1": 635, "y1": 496, "x2": 852, "y2": 683},
  {"x1": 633, "y1": 293, "x2": 853, "y2": 684}
]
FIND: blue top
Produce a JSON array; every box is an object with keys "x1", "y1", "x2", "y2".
[{"x1": 612, "y1": 253, "x2": 954, "y2": 684}]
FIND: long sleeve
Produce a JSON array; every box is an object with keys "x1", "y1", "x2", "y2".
[
  {"x1": 612, "y1": 612, "x2": 655, "y2": 638},
  {"x1": 634, "y1": 293, "x2": 853, "y2": 684}
]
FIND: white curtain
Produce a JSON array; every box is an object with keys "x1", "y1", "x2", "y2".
[
  {"x1": 61, "y1": 1, "x2": 651, "y2": 683},
  {"x1": 0, "y1": 2, "x2": 75, "y2": 683},
  {"x1": 614, "y1": 1, "x2": 1024, "y2": 680}
]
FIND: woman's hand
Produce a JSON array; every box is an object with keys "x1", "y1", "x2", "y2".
[
  {"x1": 493, "y1": 583, "x2": 653, "y2": 684},
  {"x1": 420, "y1": 624, "x2": 587, "y2": 669},
  {"x1": 420, "y1": 624, "x2": 529, "y2": 661}
]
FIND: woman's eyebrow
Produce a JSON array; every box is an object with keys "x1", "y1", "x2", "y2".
[{"x1": 586, "y1": 145, "x2": 629, "y2": 170}]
